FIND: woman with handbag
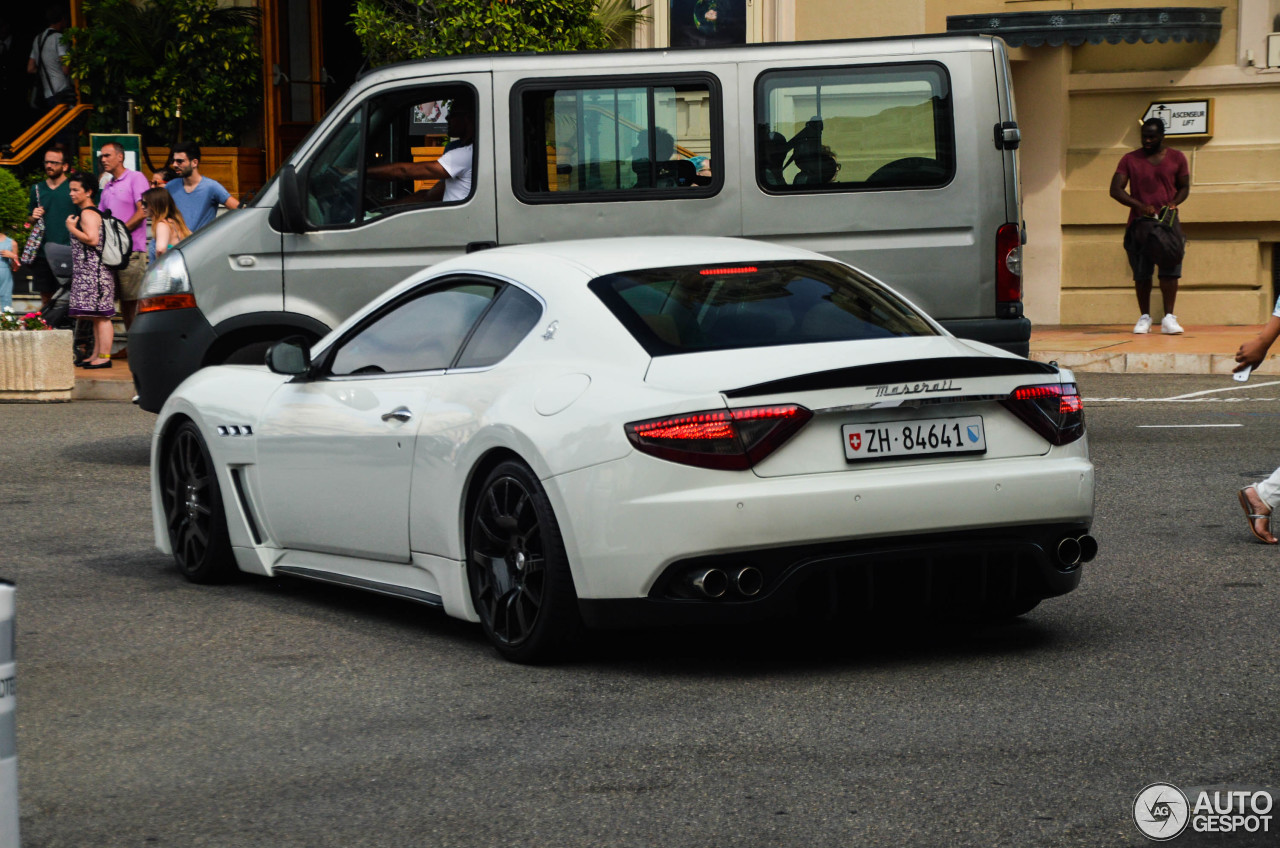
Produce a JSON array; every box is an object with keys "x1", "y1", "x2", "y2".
[{"x1": 64, "y1": 172, "x2": 116, "y2": 369}]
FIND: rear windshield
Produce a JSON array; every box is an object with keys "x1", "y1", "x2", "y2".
[{"x1": 589, "y1": 259, "x2": 937, "y2": 355}]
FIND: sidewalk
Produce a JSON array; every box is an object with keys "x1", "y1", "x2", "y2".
[
  {"x1": 73, "y1": 350, "x2": 136, "y2": 402},
  {"x1": 1029, "y1": 324, "x2": 1273, "y2": 376}
]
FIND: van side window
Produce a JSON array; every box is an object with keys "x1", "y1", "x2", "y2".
[
  {"x1": 755, "y1": 64, "x2": 954, "y2": 192},
  {"x1": 302, "y1": 85, "x2": 477, "y2": 229},
  {"x1": 516, "y1": 79, "x2": 717, "y2": 199}
]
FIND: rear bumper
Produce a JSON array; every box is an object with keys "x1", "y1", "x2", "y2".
[
  {"x1": 578, "y1": 523, "x2": 1089, "y2": 628},
  {"x1": 129, "y1": 308, "x2": 217, "y2": 413},
  {"x1": 940, "y1": 317, "x2": 1031, "y2": 358},
  {"x1": 548, "y1": 447, "x2": 1093, "y2": 604}
]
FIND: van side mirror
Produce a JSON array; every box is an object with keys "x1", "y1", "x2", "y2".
[
  {"x1": 265, "y1": 339, "x2": 311, "y2": 376},
  {"x1": 274, "y1": 164, "x2": 311, "y2": 233}
]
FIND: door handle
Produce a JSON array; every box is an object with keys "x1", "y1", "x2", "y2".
[{"x1": 381, "y1": 407, "x2": 412, "y2": 423}]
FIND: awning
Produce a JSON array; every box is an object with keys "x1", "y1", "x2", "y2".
[{"x1": 946, "y1": 7, "x2": 1222, "y2": 48}]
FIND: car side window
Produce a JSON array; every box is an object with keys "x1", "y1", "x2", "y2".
[
  {"x1": 302, "y1": 84, "x2": 477, "y2": 229},
  {"x1": 755, "y1": 63, "x2": 955, "y2": 192},
  {"x1": 329, "y1": 283, "x2": 498, "y2": 376},
  {"x1": 515, "y1": 77, "x2": 718, "y2": 200},
  {"x1": 454, "y1": 286, "x2": 543, "y2": 368}
]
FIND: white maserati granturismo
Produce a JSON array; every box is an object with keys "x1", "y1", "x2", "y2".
[{"x1": 151, "y1": 236, "x2": 1095, "y2": 662}]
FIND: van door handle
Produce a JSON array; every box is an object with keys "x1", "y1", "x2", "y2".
[
  {"x1": 467, "y1": 241, "x2": 497, "y2": 253},
  {"x1": 381, "y1": 407, "x2": 412, "y2": 423}
]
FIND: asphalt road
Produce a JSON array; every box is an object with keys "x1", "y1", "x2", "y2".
[{"x1": 2, "y1": 373, "x2": 1277, "y2": 847}]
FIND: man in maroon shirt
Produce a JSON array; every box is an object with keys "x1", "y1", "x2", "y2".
[{"x1": 1110, "y1": 118, "x2": 1190, "y2": 334}]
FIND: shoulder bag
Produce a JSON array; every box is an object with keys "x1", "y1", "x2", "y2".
[{"x1": 20, "y1": 185, "x2": 46, "y2": 265}]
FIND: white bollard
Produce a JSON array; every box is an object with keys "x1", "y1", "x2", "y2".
[{"x1": 0, "y1": 580, "x2": 17, "y2": 848}]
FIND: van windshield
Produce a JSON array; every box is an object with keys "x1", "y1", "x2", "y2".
[{"x1": 589, "y1": 260, "x2": 937, "y2": 355}]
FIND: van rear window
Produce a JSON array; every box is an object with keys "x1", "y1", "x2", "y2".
[
  {"x1": 515, "y1": 77, "x2": 719, "y2": 200},
  {"x1": 589, "y1": 260, "x2": 937, "y2": 355},
  {"x1": 756, "y1": 63, "x2": 955, "y2": 193}
]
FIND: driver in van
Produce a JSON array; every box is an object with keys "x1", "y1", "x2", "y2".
[{"x1": 366, "y1": 99, "x2": 475, "y2": 204}]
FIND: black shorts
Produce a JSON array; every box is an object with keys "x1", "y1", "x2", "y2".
[
  {"x1": 1126, "y1": 246, "x2": 1181, "y2": 281},
  {"x1": 29, "y1": 253, "x2": 60, "y2": 294}
]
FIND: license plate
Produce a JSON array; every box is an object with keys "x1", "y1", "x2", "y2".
[{"x1": 843, "y1": 416, "x2": 986, "y2": 462}]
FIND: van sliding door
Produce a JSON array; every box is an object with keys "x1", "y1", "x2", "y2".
[{"x1": 494, "y1": 68, "x2": 739, "y2": 246}]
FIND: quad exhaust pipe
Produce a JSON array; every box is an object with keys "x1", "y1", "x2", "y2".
[
  {"x1": 733, "y1": 566, "x2": 763, "y2": 597},
  {"x1": 685, "y1": 566, "x2": 765, "y2": 599},
  {"x1": 1055, "y1": 534, "x2": 1098, "y2": 567},
  {"x1": 689, "y1": 568, "x2": 728, "y2": 598}
]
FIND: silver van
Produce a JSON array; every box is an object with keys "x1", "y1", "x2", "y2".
[{"x1": 131, "y1": 34, "x2": 1026, "y2": 412}]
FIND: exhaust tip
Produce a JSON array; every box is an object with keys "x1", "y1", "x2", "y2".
[
  {"x1": 690, "y1": 568, "x2": 728, "y2": 599},
  {"x1": 1056, "y1": 536, "x2": 1082, "y2": 567},
  {"x1": 1078, "y1": 534, "x2": 1098, "y2": 563},
  {"x1": 733, "y1": 566, "x2": 763, "y2": 597}
]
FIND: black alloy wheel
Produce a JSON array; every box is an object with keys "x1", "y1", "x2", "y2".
[
  {"x1": 160, "y1": 421, "x2": 236, "y2": 583},
  {"x1": 467, "y1": 461, "x2": 580, "y2": 663}
]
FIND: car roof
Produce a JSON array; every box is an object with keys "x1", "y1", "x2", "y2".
[{"x1": 429, "y1": 236, "x2": 834, "y2": 281}]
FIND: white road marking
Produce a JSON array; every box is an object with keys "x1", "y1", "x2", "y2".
[
  {"x1": 1085, "y1": 397, "x2": 1277, "y2": 403},
  {"x1": 1136, "y1": 424, "x2": 1244, "y2": 428},
  {"x1": 1085, "y1": 379, "x2": 1280, "y2": 404},
  {"x1": 1163, "y1": 380, "x2": 1280, "y2": 400}
]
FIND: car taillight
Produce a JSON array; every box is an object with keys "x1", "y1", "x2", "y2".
[
  {"x1": 625, "y1": 404, "x2": 813, "y2": 470},
  {"x1": 1002, "y1": 383, "x2": 1084, "y2": 445},
  {"x1": 996, "y1": 223, "x2": 1022, "y2": 308}
]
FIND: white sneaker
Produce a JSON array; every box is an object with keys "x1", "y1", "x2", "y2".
[
  {"x1": 1133, "y1": 314, "x2": 1152, "y2": 334},
  {"x1": 1161, "y1": 314, "x2": 1184, "y2": 334}
]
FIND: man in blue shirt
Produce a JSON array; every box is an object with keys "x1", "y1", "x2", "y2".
[{"x1": 164, "y1": 142, "x2": 240, "y2": 232}]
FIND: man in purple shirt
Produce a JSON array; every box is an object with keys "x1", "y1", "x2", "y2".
[{"x1": 97, "y1": 141, "x2": 149, "y2": 330}]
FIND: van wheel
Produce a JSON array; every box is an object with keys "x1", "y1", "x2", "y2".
[
  {"x1": 160, "y1": 421, "x2": 236, "y2": 583},
  {"x1": 222, "y1": 341, "x2": 274, "y2": 365},
  {"x1": 467, "y1": 461, "x2": 581, "y2": 663}
]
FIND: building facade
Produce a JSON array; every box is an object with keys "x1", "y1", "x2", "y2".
[{"x1": 635, "y1": 0, "x2": 1280, "y2": 326}]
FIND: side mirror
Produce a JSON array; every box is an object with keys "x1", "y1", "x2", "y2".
[
  {"x1": 274, "y1": 164, "x2": 311, "y2": 233},
  {"x1": 265, "y1": 339, "x2": 311, "y2": 376}
]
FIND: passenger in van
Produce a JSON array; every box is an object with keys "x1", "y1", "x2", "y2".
[
  {"x1": 762, "y1": 132, "x2": 788, "y2": 186},
  {"x1": 366, "y1": 99, "x2": 475, "y2": 204},
  {"x1": 631, "y1": 128, "x2": 676, "y2": 188},
  {"x1": 793, "y1": 145, "x2": 840, "y2": 185}
]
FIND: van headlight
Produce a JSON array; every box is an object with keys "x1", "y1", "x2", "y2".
[{"x1": 138, "y1": 251, "x2": 196, "y2": 312}]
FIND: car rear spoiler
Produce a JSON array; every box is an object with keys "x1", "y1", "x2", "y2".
[{"x1": 723, "y1": 356, "x2": 1060, "y2": 399}]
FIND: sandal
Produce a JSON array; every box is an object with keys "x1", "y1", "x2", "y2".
[{"x1": 1237, "y1": 486, "x2": 1277, "y2": 545}]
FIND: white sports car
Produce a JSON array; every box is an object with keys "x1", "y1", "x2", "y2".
[{"x1": 151, "y1": 236, "x2": 1095, "y2": 662}]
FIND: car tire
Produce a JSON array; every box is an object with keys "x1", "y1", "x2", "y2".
[
  {"x1": 160, "y1": 421, "x2": 237, "y2": 584},
  {"x1": 984, "y1": 597, "x2": 1041, "y2": 620},
  {"x1": 467, "y1": 460, "x2": 581, "y2": 663}
]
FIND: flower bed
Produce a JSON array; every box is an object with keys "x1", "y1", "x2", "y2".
[{"x1": 0, "y1": 311, "x2": 74, "y2": 402}]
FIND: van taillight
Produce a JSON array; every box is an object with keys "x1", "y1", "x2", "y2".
[
  {"x1": 138, "y1": 293, "x2": 197, "y2": 313},
  {"x1": 996, "y1": 223, "x2": 1022, "y2": 310},
  {"x1": 625, "y1": 405, "x2": 813, "y2": 470},
  {"x1": 1002, "y1": 383, "x2": 1084, "y2": 446}
]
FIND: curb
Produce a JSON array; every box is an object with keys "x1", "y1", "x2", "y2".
[
  {"x1": 1030, "y1": 351, "x2": 1280, "y2": 376},
  {"x1": 72, "y1": 376, "x2": 136, "y2": 402}
]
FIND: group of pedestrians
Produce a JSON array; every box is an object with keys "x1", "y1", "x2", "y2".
[{"x1": 19, "y1": 140, "x2": 238, "y2": 368}]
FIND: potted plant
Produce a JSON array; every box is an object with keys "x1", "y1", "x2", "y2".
[{"x1": 0, "y1": 309, "x2": 74, "y2": 402}]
